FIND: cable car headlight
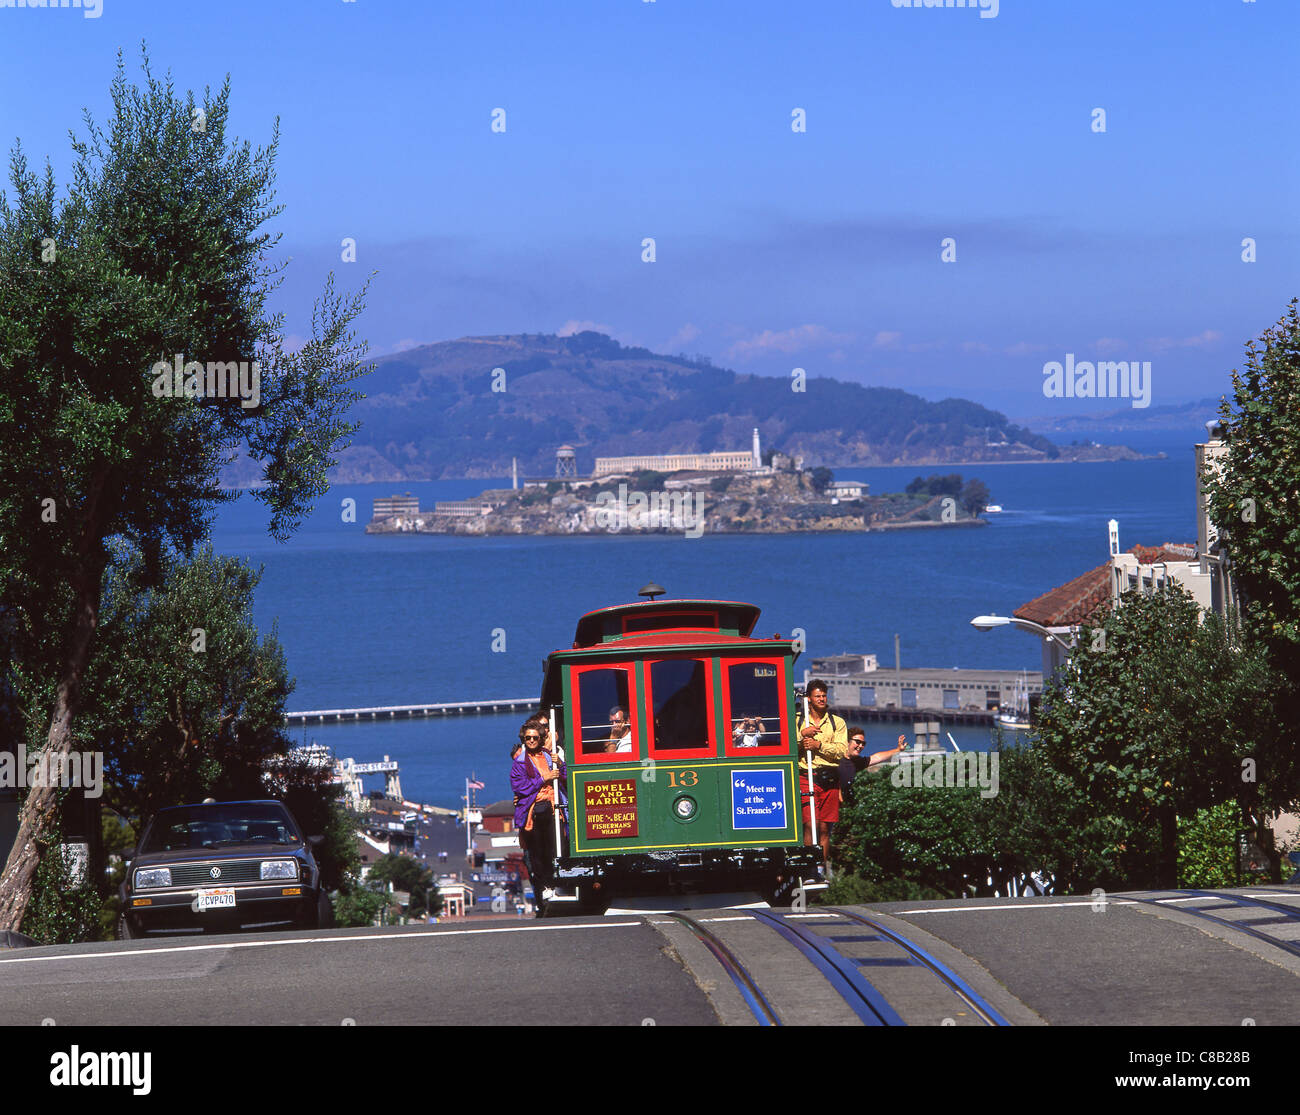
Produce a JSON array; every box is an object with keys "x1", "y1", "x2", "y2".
[{"x1": 672, "y1": 795, "x2": 698, "y2": 821}]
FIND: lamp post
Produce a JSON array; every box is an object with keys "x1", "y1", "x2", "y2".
[{"x1": 969, "y1": 614, "x2": 1074, "y2": 653}]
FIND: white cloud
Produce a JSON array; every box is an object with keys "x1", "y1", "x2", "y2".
[
  {"x1": 1148, "y1": 329, "x2": 1223, "y2": 352},
  {"x1": 665, "y1": 322, "x2": 702, "y2": 351},
  {"x1": 558, "y1": 319, "x2": 615, "y2": 337},
  {"x1": 726, "y1": 323, "x2": 854, "y2": 362},
  {"x1": 872, "y1": 330, "x2": 903, "y2": 349}
]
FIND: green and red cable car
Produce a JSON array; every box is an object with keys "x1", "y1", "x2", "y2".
[{"x1": 534, "y1": 589, "x2": 822, "y2": 913}]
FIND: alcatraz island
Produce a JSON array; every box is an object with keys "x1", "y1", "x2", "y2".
[{"x1": 365, "y1": 433, "x2": 993, "y2": 537}]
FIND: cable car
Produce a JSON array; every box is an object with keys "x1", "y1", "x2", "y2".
[{"x1": 532, "y1": 586, "x2": 822, "y2": 914}]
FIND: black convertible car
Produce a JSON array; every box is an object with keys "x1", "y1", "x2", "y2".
[{"x1": 118, "y1": 799, "x2": 332, "y2": 938}]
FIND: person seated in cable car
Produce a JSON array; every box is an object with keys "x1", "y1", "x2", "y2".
[
  {"x1": 604, "y1": 706, "x2": 632, "y2": 753},
  {"x1": 733, "y1": 714, "x2": 765, "y2": 748},
  {"x1": 511, "y1": 720, "x2": 567, "y2": 900}
]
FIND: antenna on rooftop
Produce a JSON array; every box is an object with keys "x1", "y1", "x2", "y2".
[{"x1": 638, "y1": 582, "x2": 666, "y2": 600}]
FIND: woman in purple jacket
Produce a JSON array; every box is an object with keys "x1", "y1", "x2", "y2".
[{"x1": 511, "y1": 719, "x2": 567, "y2": 902}]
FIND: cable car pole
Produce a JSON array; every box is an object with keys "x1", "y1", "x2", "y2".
[
  {"x1": 802, "y1": 695, "x2": 818, "y2": 863},
  {"x1": 549, "y1": 706, "x2": 562, "y2": 896}
]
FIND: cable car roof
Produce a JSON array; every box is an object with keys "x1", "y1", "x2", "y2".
[{"x1": 571, "y1": 599, "x2": 760, "y2": 648}]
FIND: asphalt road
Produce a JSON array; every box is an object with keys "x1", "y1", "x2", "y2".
[
  {"x1": 4, "y1": 887, "x2": 1298, "y2": 1027},
  {"x1": 0, "y1": 918, "x2": 717, "y2": 1026}
]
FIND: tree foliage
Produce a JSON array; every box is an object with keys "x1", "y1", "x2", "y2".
[
  {"x1": 367, "y1": 852, "x2": 442, "y2": 919},
  {"x1": 0, "y1": 51, "x2": 369, "y2": 929},
  {"x1": 1203, "y1": 298, "x2": 1300, "y2": 699},
  {"x1": 1031, "y1": 586, "x2": 1291, "y2": 886}
]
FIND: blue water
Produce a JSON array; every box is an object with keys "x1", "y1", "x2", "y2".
[{"x1": 211, "y1": 456, "x2": 1197, "y2": 808}]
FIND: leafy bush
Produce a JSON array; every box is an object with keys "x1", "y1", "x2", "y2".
[
  {"x1": 1177, "y1": 802, "x2": 1239, "y2": 889},
  {"x1": 21, "y1": 814, "x2": 104, "y2": 945}
]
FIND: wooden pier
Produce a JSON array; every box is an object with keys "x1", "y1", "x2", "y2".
[{"x1": 286, "y1": 698, "x2": 536, "y2": 727}]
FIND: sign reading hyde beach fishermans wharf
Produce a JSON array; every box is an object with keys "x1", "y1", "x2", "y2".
[{"x1": 584, "y1": 779, "x2": 639, "y2": 839}]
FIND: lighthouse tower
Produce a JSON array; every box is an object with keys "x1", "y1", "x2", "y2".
[{"x1": 752, "y1": 427, "x2": 761, "y2": 469}]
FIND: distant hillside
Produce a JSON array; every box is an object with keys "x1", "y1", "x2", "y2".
[{"x1": 224, "y1": 332, "x2": 1130, "y2": 485}]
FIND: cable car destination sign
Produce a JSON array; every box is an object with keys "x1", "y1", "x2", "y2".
[{"x1": 584, "y1": 779, "x2": 639, "y2": 839}]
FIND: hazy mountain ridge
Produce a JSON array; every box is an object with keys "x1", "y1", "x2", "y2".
[{"x1": 222, "y1": 332, "x2": 1139, "y2": 486}]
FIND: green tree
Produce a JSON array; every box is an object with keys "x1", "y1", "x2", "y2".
[
  {"x1": 367, "y1": 852, "x2": 443, "y2": 919},
  {"x1": 0, "y1": 55, "x2": 369, "y2": 930},
  {"x1": 1203, "y1": 299, "x2": 1300, "y2": 701},
  {"x1": 1032, "y1": 586, "x2": 1289, "y2": 887},
  {"x1": 809, "y1": 466, "x2": 833, "y2": 494},
  {"x1": 960, "y1": 477, "x2": 991, "y2": 517}
]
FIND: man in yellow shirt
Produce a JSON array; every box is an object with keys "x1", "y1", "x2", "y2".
[{"x1": 797, "y1": 679, "x2": 849, "y2": 868}]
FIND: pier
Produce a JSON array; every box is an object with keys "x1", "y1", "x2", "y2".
[{"x1": 286, "y1": 697, "x2": 536, "y2": 726}]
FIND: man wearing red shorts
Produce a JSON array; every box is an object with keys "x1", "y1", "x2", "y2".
[{"x1": 797, "y1": 679, "x2": 848, "y2": 868}]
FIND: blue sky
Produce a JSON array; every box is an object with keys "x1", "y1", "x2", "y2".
[{"x1": 2, "y1": 0, "x2": 1296, "y2": 419}]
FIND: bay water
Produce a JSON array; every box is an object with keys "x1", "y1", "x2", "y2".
[{"x1": 211, "y1": 449, "x2": 1200, "y2": 809}]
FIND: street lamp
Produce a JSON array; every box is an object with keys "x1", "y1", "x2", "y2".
[{"x1": 969, "y1": 614, "x2": 1074, "y2": 653}]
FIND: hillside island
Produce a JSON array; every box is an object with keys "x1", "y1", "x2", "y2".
[{"x1": 366, "y1": 445, "x2": 994, "y2": 537}]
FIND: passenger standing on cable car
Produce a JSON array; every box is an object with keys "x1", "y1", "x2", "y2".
[
  {"x1": 796, "y1": 679, "x2": 848, "y2": 868},
  {"x1": 511, "y1": 721, "x2": 567, "y2": 901}
]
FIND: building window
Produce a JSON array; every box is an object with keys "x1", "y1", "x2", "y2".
[
  {"x1": 859, "y1": 686, "x2": 876, "y2": 707},
  {"x1": 901, "y1": 688, "x2": 917, "y2": 708},
  {"x1": 943, "y1": 689, "x2": 959, "y2": 709}
]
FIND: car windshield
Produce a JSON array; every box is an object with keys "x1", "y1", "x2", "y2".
[{"x1": 140, "y1": 804, "x2": 301, "y2": 853}]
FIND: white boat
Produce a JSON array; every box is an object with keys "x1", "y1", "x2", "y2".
[
  {"x1": 995, "y1": 671, "x2": 1032, "y2": 730},
  {"x1": 984, "y1": 504, "x2": 1003, "y2": 514}
]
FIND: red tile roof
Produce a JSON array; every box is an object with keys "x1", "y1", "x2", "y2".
[{"x1": 1015, "y1": 543, "x2": 1196, "y2": 628}]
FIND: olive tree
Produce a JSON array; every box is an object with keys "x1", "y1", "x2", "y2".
[{"x1": 0, "y1": 53, "x2": 369, "y2": 930}]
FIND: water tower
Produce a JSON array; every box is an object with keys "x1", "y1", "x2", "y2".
[{"x1": 555, "y1": 445, "x2": 577, "y2": 478}]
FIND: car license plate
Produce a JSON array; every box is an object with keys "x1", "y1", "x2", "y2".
[{"x1": 196, "y1": 888, "x2": 236, "y2": 911}]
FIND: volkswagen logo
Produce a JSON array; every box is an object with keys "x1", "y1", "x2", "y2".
[{"x1": 209, "y1": 866, "x2": 222, "y2": 879}]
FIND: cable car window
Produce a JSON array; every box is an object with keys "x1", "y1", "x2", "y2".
[
  {"x1": 576, "y1": 667, "x2": 633, "y2": 755},
  {"x1": 649, "y1": 658, "x2": 711, "y2": 752},
  {"x1": 727, "y1": 662, "x2": 783, "y2": 748}
]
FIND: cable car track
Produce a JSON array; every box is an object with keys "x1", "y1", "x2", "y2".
[
  {"x1": 665, "y1": 912, "x2": 782, "y2": 1025},
  {"x1": 1125, "y1": 889, "x2": 1300, "y2": 961},
  {"x1": 826, "y1": 906, "x2": 1010, "y2": 1026},
  {"x1": 745, "y1": 909, "x2": 906, "y2": 1025},
  {"x1": 668, "y1": 906, "x2": 1013, "y2": 1025}
]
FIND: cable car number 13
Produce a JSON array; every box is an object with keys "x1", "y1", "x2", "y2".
[{"x1": 667, "y1": 770, "x2": 699, "y2": 788}]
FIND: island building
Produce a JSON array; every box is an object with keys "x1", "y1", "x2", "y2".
[
  {"x1": 372, "y1": 493, "x2": 420, "y2": 520},
  {"x1": 804, "y1": 654, "x2": 1041, "y2": 721},
  {"x1": 827, "y1": 479, "x2": 868, "y2": 499},
  {"x1": 592, "y1": 428, "x2": 766, "y2": 478},
  {"x1": 433, "y1": 500, "x2": 495, "y2": 518}
]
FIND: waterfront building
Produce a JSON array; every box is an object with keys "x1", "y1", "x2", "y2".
[{"x1": 803, "y1": 655, "x2": 1041, "y2": 718}]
